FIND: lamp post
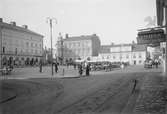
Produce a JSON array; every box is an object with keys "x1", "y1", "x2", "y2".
[
  {"x1": 165, "y1": 6, "x2": 167, "y2": 74},
  {"x1": 46, "y1": 17, "x2": 57, "y2": 76},
  {"x1": 0, "y1": 26, "x2": 2, "y2": 68}
]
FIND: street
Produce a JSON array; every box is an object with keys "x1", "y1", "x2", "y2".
[{"x1": 0, "y1": 65, "x2": 167, "y2": 114}]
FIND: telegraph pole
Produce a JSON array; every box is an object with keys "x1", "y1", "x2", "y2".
[{"x1": 46, "y1": 17, "x2": 57, "y2": 76}]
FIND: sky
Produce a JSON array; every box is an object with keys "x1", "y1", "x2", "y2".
[{"x1": 0, "y1": 0, "x2": 156, "y2": 48}]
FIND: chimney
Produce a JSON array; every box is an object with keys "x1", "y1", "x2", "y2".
[
  {"x1": 10, "y1": 21, "x2": 16, "y2": 26},
  {"x1": 93, "y1": 34, "x2": 96, "y2": 36},
  {"x1": 0, "y1": 18, "x2": 3, "y2": 22},
  {"x1": 22, "y1": 25, "x2": 28, "y2": 29}
]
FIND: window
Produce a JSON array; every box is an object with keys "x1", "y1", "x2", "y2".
[
  {"x1": 2, "y1": 47, "x2": 5, "y2": 53},
  {"x1": 26, "y1": 49, "x2": 29, "y2": 53},
  {"x1": 113, "y1": 56, "x2": 115, "y2": 59},
  {"x1": 69, "y1": 43, "x2": 71, "y2": 48},
  {"x1": 126, "y1": 55, "x2": 129, "y2": 59},
  {"x1": 26, "y1": 42, "x2": 29, "y2": 47},
  {"x1": 139, "y1": 53, "x2": 142, "y2": 58},
  {"x1": 133, "y1": 54, "x2": 136, "y2": 58},
  {"x1": 31, "y1": 43, "x2": 33, "y2": 47},
  {"x1": 78, "y1": 42, "x2": 80, "y2": 47},
  {"x1": 15, "y1": 48, "x2": 17, "y2": 54},
  {"x1": 139, "y1": 60, "x2": 142, "y2": 64}
]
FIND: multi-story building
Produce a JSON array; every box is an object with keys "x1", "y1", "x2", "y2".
[
  {"x1": 0, "y1": 18, "x2": 43, "y2": 68},
  {"x1": 99, "y1": 43, "x2": 147, "y2": 65},
  {"x1": 57, "y1": 34, "x2": 101, "y2": 63}
]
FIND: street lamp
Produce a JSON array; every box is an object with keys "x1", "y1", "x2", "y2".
[
  {"x1": 46, "y1": 17, "x2": 57, "y2": 76},
  {"x1": 0, "y1": 26, "x2": 2, "y2": 68}
]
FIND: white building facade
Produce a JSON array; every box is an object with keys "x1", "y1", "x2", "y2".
[
  {"x1": 0, "y1": 19, "x2": 43, "y2": 68},
  {"x1": 99, "y1": 44, "x2": 147, "y2": 65}
]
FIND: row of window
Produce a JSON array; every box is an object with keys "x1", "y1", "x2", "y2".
[
  {"x1": 3, "y1": 39, "x2": 42, "y2": 48},
  {"x1": 138, "y1": 34, "x2": 162, "y2": 39},
  {"x1": 2, "y1": 47, "x2": 42, "y2": 55},
  {"x1": 101, "y1": 54, "x2": 143, "y2": 60},
  {"x1": 64, "y1": 48, "x2": 91, "y2": 56},
  {"x1": 63, "y1": 41, "x2": 91, "y2": 49},
  {"x1": 110, "y1": 47, "x2": 131, "y2": 52},
  {"x1": 26, "y1": 42, "x2": 42, "y2": 48}
]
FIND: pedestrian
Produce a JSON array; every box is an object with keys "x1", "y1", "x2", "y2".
[
  {"x1": 78, "y1": 64, "x2": 83, "y2": 76},
  {"x1": 73, "y1": 63, "x2": 76, "y2": 70},
  {"x1": 39, "y1": 61, "x2": 42, "y2": 73},
  {"x1": 86, "y1": 63, "x2": 90, "y2": 76},
  {"x1": 55, "y1": 62, "x2": 58, "y2": 73},
  {"x1": 155, "y1": 59, "x2": 159, "y2": 68},
  {"x1": 132, "y1": 79, "x2": 137, "y2": 94},
  {"x1": 121, "y1": 63, "x2": 124, "y2": 69}
]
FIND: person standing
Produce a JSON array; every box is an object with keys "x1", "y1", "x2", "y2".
[
  {"x1": 86, "y1": 63, "x2": 90, "y2": 76},
  {"x1": 132, "y1": 79, "x2": 138, "y2": 94},
  {"x1": 39, "y1": 60, "x2": 42, "y2": 73},
  {"x1": 55, "y1": 62, "x2": 58, "y2": 73},
  {"x1": 78, "y1": 63, "x2": 83, "y2": 76}
]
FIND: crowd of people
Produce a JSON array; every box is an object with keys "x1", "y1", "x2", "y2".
[{"x1": 144, "y1": 58, "x2": 161, "y2": 69}]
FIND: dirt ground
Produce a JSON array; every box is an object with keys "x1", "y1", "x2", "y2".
[{"x1": 0, "y1": 66, "x2": 165, "y2": 114}]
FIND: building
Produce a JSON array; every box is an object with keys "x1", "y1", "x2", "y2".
[
  {"x1": 57, "y1": 34, "x2": 101, "y2": 63},
  {"x1": 131, "y1": 44, "x2": 147, "y2": 65},
  {"x1": 99, "y1": 43, "x2": 147, "y2": 65},
  {"x1": 0, "y1": 18, "x2": 43, "y2": 68}
]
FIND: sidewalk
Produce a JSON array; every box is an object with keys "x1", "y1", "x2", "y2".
[{"x1": 133, "y1": 73, "x2": 167, "y2": 114}]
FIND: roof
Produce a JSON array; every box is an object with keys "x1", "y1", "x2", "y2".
[
  {"x1": 132, "y1": 44, "x2": 146, "y2": 52},
  {"x1": 63, "y1": 34, "x2": 99, "y2": 42},
  {"x1": 0, "y1": 22, "x2": 43, "y2": 37}
]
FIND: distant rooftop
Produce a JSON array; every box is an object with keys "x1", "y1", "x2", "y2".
[
  {"x1": 0, "y1": 18, "x2": 43, "y2": 37},
  {"x1": 63, "y1": 34, "x2": 99, "y2": 41}
]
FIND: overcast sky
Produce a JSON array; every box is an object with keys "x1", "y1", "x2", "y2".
[{"x1": 0, "y1": 0, "x2": 156, "y2": 48}]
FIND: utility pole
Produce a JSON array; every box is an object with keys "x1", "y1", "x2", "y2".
[{"x1": 46, "y1": 17, "x2": 57, "y2": 76}]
